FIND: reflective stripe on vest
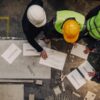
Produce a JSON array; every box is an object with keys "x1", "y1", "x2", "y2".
[
  {"x1": 54, "y1": 10, "x2": 85, "y2": 34},
  {"x1": 87, "y1": 11, "x2": 100, "y2": 39}
]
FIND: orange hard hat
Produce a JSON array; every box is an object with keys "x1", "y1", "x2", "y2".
[{"x1": 62, "y1": 19, "x2": 80, "y2": 43}]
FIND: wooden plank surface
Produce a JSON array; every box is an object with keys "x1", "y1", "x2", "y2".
[
  {"x1": 0, "y1": 84, "x2": 24, "y2": 100},
  {"x1": 0, "y1": 79, "x2": 34, "y2": 83}
]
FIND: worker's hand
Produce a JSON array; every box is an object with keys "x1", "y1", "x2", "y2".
[
  {"x1": 73, "y1": 42, "x2": 77, "y2": 48},
  {"x1": 88, "y1": 71, "x2": 96, "y2": 77},
  {"x1": 83, "y1": 47, "x2": 91, "y2": 54},
  {"x1": 91, "y1": 48, "x2": 96, "y2": 53},
  {"x1": 40, "y1": 50, "x2": 48, "y2": 59}
]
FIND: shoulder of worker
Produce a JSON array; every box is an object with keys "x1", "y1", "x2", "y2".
[
  {"x1": 56, "y1": 10, "x2": 84, "y2": 15},
  {"x1": 28, "y1": 0, "x2": 43, "y2": 8},
  {"x1": 89, "y1": 5, "x2": 100, "y2": 13},
  {"x1": 86, "y1": 5, "x2": 100, "y2": 20}
]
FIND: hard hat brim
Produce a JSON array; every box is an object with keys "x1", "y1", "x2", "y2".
[{"x1": 63, "y1": 33, "x2": 79, "y2": 43}]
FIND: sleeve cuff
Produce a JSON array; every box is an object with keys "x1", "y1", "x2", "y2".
[{"x1": 95, "y1": 72, "x2": 100, "y2": 79}]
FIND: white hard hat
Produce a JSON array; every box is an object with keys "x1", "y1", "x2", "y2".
[{"x1": 27, "y1": 5, "x2": 46, "y2": 27}]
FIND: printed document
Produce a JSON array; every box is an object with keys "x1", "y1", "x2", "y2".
[
  {"x1": 66, "y1": 61, "x2": 94, "y2": 89},
  {"x1": 71, "y1": 43, "x2": 88, "y2": 59},
  {"x1": 39, "y1": 47, "x2": 67, "y2": 70},
  {"x1": 78, "y1": 61, "x2": 95, "y2": 81},
  {"x1": 66, "y1": 69, "x2": 86, "y2": 90},
  {"x1": 1, "y1": 43, "x2": 21, "y2": 64}
]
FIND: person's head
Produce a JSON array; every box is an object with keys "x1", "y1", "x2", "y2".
[
  {"x1": 27, "y1": 5, "x2": 47, "y2": 27},
  {"x1": 62, "y1": 19, "x2": 81, "y2": 43}
]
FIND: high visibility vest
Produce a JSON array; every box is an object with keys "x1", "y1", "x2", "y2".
[
  {"x1": 54, "y1": 10, "x2": 85, "y2": 34},
  {"x1": 87, "y1": 11, "x2": 100, "y2": 39}
]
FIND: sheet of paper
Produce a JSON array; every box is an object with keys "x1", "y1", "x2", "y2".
[
  {"x1": 84, "y1": 91, "x2": 96, "y2": 100},
  {"x1": 23, "y1": 43, "x2": 40, "y2": 56},
  {"x1": 71, "y1": 43, "x2": 88, "y2": 59},
  {"x1": 1, "y1": 43, "x2": 21, "y2": 64},
  {"x1": 39, "y1": 47, "x2": 67, "y2": 70},
  {"x1": 66, "y1": 69, "x2": 86, "y2": 90},
  {"x1": 78, "y1": 61, "x2": 95, "y2": 81},
  {"x1": 23, "y1": 40, "x2": 48, "y2": 56}
]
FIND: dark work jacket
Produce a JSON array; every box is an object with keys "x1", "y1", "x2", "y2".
[
  {"x1": 22, "y1": 0, "x2": 44, "y2": 52},
  {"x1": 22, "y1": 0, "x2": 63, "y2": 52},
  {"x1": 78, "y1": 5, "x2": 100, "y2": 50},
  {"x1": 86, "y1": 5, "x2": 100, "y2": 20},
  {"x1": 83, "y1": 5, "x2": 100, "y2": 82}
]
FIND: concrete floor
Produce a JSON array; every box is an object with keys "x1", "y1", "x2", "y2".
[{"x1": 0, "y1": 0, "x2": 100, "y2": 100}]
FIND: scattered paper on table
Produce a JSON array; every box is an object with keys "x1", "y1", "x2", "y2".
[
  {"x1": 78, "y1": 61, "x2": 95, "y2": 81},
  {"x1": 84, "y1": 91, "x2": 96, "y2": 100},
  {"x1": 1, "y1": 43, "x2": 21, "y2": 64},
  {"x1": 66, "y1": 69, "x2": 86, "y2": 90},
  {"x1": 0, "y1": 40, "x2": 51, "y2": 79},
  {"x1": 39, "y1": 47, "x2": 67, "y2": 70},
  {"x1": 71, "y1": 43, "x2": 88, "y2": 59}
]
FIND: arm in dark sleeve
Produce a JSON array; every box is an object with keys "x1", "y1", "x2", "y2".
[
  {"x1": 22, "y1": 18, "x2": 43, "y2": 52},
  {"x1": 23, "y1": 27, "x2": 43, "y2": 52},
  {"x1": 26, "y1": 33, "x2": 43, "y2": 52},
  {"x1": 86, "y1": 5, "x2": 100, "y2": 20},
  {"x1": 22, "y1": 0, "x2": 44, "y2": 52}
]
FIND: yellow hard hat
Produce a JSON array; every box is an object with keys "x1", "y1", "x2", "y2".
[{"x1": 62, "y1": 19, "x2": 80, "y2": 43}]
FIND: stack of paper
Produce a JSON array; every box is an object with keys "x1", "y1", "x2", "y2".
[
  {"x1": 66, "y1": 61, "x2": 95, "y2": 90},
  {"x1": 71, "y1": 43, "x2": 88, "y2": 59},
  {"x1": 39, "y1": 47, "x2": 67, "y2": 70},
  {"x1": 1, "y1": 43, "x2": 21, "y2": 64}
]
